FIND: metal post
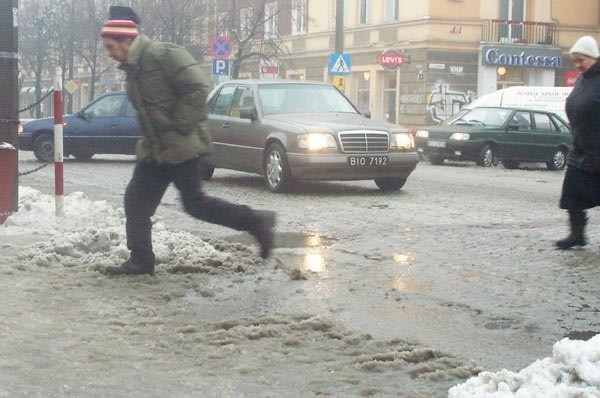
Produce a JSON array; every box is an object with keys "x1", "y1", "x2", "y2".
[
  {"x1": 335, "y1": 0, "x2": 344, "y2": 53},
  {"x1": 53, "y1": 72, "x2": 64, "y2": 217},
  {"x1": 0, "y1": 0, "x2": 19, "y2": 214}
]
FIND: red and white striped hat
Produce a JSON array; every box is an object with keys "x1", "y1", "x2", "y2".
[{"x1": 100, "y1": 6, "x2": 140, "y2": 38}]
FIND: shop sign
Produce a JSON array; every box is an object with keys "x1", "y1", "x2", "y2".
[
  {"x1": 481, "y1": 45, "x2": 562, "y2": 69},
  {"x1": 428, "y1": 63, "x2": 445, "y2": 70},
  {"x1": 378, "y1": 49, "x2": 404, "y2": 71},
  {"x1": 259, "y1": 60, "x2": 279, "y2": 79},
  {"x1": 449, "y1": 65, "x2": 464, "y2": 74}
]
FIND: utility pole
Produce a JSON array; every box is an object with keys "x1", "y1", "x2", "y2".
[
  {"x1": 335, "y1": 0, "x2": 344, "y2": 53},
  {"x1": 67, "y1": 0, "x2": 75, "y2": 114},
  {"x1": 0, "y1": 0, "x2": 19, "y2": 146}
]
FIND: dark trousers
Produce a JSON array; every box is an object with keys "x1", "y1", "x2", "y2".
[{"x1": 124, "y1": 156, "x2": 256, "y2": 266}]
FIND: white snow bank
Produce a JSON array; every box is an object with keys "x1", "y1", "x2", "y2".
[
  {"x1": 449, "y1": 334, "x2": 600, "y2": 397},
  {"x1": 0, "y1": 187, "x2": 254, "y2": 272}
]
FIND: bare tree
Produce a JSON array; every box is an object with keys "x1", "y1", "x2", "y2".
[
  {"x1": 217, "y1": 0, "x2": 291, "y2": 79},
  {"x1": 75, "y1": 0, "x2": 115, "y2": 102},
  {"x1": 19, "y1": 0, "x2": 57, "y2": 118},
  {"x1": 138, "y1": 0, "x2": 209, "y2": 59}
]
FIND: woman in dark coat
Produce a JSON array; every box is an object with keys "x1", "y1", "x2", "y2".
[{"x1": 556, "y1": 36, "x2": 600, "y2": 249}]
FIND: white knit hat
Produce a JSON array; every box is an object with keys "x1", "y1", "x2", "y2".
[{"x1": 569, "y1": 35, "x2": 600, "y2": 59}]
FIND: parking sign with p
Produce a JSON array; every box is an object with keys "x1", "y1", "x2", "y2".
[{"x1": 213, "y1": 59, "x2": 230, "y2": 76}]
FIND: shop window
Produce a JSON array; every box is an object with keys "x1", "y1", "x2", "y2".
[
  {"x1": 356, "y1": 71, "x2": 371, "y2": 114},
  {"x1": 383, "y1": 74, "x2": 397, "y2": 123}
]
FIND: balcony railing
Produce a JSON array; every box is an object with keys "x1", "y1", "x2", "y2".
[{"x1": 482, "y1": 20, "x2": 556, "y2": 46}]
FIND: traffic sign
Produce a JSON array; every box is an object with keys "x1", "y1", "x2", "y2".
[
  {"x1": 328, "y1": 53, "x2": 351, "y2": 76},
  {"x1": 209, "y1": 36, "x2": 233, "y2": 59},
  {"x1": 212, "y1": 59, "x2": 230, "y2": 76},
  {"x1": 332, "y1": 76, "x2": 345, "y2": 92}
]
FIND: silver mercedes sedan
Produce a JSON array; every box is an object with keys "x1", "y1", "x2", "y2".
[{"x1": 204, "y1": 79, "x2": 419, "y2": 193}]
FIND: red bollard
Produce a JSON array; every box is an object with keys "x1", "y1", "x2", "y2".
[{"x1": 0, "y1": 142, "x2": 17, "y2": 224}]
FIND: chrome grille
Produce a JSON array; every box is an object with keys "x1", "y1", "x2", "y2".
[{"x1": 338, "y1": 130, "x2": 389, "y2": 153}]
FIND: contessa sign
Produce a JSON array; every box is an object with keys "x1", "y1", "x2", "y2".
[{"x1": 482, "y1": 45, "x2": 562, "y2": 69}]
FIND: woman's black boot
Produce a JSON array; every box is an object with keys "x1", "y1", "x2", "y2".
[{"x1": 555, "y1": 210, "x2": 587, "y2": 250}]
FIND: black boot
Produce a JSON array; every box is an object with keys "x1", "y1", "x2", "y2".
[
  {"x1": 103, "y1": 259, "x2": 155, "y2": 276},
  {"x1": 249, "y1": 210, "x2": 276, "y2": 258},
  {"x1": 555, "y1": 210, "x2": 587, "y2": 250}
]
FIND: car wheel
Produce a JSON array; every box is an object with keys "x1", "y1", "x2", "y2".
[
  {"x1": 264, "y1": 143, "x2": 293, "y2": 193},
  {"x1": 428, "y1": 155, "x2": 445, "y2": 165},
  {"x1": 374, "y1": 177, "x2": 406, "y2": 191},
  {"x1": 502, "y1": 159, "x2": 520, "y2": 169},
  {"x1": 33, "y1": 133, "x2": 54, "y2": 163},
  {"x1": 547, "y1": 148, "x2": 567, "y2": 170},
  {"x1": 477, "y1": 144, "x2": 497, "y2": 167},
  {"x1": 71, "y1": 151, "x2": 94, "y2": 161}
]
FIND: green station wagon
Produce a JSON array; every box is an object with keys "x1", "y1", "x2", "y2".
[{"x1": 415, "y1": 106, "x2": 572, "y2": 170}]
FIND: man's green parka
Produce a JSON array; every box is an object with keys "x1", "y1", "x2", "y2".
[{"x1": 119, "y1": 35, "x2": 212, "y2": 164}]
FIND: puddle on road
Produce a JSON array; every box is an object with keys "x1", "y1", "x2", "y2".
[
  {"x1": 275, "y1": 232, "x2": 338, "y2": 249},
  {"x1": 391, "y1": 277, "x2": 432, "y2": 293}
]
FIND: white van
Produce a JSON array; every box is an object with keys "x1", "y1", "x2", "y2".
[{"x1": 464, "y1": 86, "x2": 572, "y2": 120}]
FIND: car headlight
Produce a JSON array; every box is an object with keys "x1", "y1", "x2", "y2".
[
  {"x1": 298, "y1": 133, "x2": 337, "y2": 151},
  {"x1": 390, "y1": 133, "x2": 414, "y2": 150},
  {"x1": 449, "y1": 132, "x2": 470, "y2": 140},
  {"x1": 415, "y1": 130, "x2": 429, "y2": 138},
  {"x1": 18, "y1": 124, "x2": 23, "y2": 134}
]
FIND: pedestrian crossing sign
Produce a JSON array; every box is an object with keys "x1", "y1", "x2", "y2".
[{"x1": 328, "y1": 53, "x2": 351, "y2": 76}]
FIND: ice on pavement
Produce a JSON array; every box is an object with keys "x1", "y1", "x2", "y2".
[{"x1": 2, "y1": 187, "x2": 600, "y2": 397}]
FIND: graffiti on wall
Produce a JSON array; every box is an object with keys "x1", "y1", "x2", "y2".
[{"x1": 427, "y1": 82, "x2": 476, "y2": 124}]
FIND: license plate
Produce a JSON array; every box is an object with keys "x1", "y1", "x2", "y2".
[
  {"x1": 348, "y1": 156, "x2": 389, "y2": 167},
  {"x1": 427, "y1": 140, "x2": 446, "y2": 148}
]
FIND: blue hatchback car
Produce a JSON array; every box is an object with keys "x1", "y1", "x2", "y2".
[{"x1": 19, "y1": 92, "x2": 140, "y2": 162}]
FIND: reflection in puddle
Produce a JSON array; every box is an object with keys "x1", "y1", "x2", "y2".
[
  {"x1": 275, "y1": 232, "x2": 337, "y2": 249},
  {"x1": 392, "y1": 251, "x2": 414, "y2": 266},
  {"x1": 304, "y1": 253, "x2": 327, "y2": 273},
  {"x1": 392, "y1": 278, "x2": 432, "y2": 292}
]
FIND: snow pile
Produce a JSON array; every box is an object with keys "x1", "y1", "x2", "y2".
[
  {"x1": 0, "y1": 187, "x2": 256, "y2": 272},
  {"x1": 449, "y1": 334, "x2": 600, "y2": 397}
]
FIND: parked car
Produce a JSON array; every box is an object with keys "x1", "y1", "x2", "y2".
[
  {"x1": 19, "y1": 92, "x2": 139, "y2": 162},
  {"x1": 414, "y1": 106, "x2": 572, "y2": 170},
  {"x1": 203, "y1": 79, "x2": 419, "y2": 192}
]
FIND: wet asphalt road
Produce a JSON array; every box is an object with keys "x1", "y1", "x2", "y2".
[{"x1": 16, "y1": 152, "x2": 600, "y2": 374}]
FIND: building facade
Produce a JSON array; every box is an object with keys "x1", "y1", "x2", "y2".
[{"x1": 223, "y1": 0, "x2": 600, "y2": 127}]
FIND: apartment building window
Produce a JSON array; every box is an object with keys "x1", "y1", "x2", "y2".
[
  {"x1": 240, "y1": 7, "x2": 253, "y2": 38},
  {"x1": 359, "y1": 0, "x2": 370, "y2": 25},
  {"x1": 384, "y1": 0, "x2": 397, "y2": 23},
  {"x1": 264, "y1": 2, "x2": 278, "y2": 38},
  {"x1": 217, "y1": 12, "x2": 230, "y2": 36},
  {"x1": 500, "y1": 0, "x2": 525, "y2": 41},
  {"x1": 292, "y1": 0, "x2": 307, "y2": 34}
]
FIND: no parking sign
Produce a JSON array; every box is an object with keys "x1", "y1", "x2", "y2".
[{"x1": 209, "y1": 36, "x2": 233, "y2": 59}]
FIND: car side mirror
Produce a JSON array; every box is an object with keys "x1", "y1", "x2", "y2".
[
  {"x1": 363, "y1": 111, "x2": 372, "y2": 119},
  {"x1": 508, "y1": 122, "x2": 520, "y2": 131},
  {"x1": 239, "y1": 107, "x2": 258, "y2": 121},
  {"x1": 78, "y1": 110, "x2": 92, "y2": 121}
]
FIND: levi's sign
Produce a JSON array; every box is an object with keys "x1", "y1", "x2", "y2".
[
  {"x1": 482, "y1": 45, "x2": 562, "y2": 69},
  {"x1": 378, "y1": 49, "x2": 404, "y2": 71}
]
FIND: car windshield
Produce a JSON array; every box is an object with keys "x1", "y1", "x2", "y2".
[
  {"x1": 258, "y1": 83, "x2": 358, "y2": 115},
  {"x1": 450, "y1": 107, "x2": 511, "y2": 127}
]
